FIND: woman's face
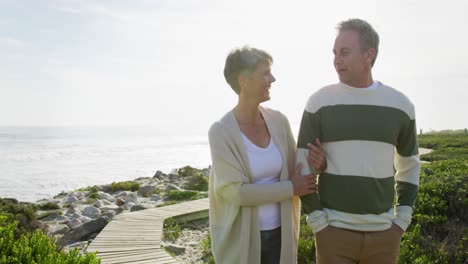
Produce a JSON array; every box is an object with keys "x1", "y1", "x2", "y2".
[{"x1": 241, "y1": 61, "x2": 276, "y2": 103}]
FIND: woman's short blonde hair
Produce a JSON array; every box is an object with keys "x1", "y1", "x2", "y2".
[{"x1": 223, "y1": 46, "x2": 273, "y2": 94}]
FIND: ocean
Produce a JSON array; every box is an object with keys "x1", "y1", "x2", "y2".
[{"x1": 0, "y1": 126, "x2": 211, "y2": 202}]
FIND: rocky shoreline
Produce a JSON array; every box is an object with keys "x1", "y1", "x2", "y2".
[{"x1": 4, "y1": 166, "x2": 211, "y2": 261}]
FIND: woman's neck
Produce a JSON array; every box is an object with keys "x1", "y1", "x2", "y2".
[{"x1": 234, "y1": 100, "x2": 263, "y2": 125}]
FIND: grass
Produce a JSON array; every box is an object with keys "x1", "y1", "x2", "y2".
[{"x1": 108, "y1": 181, "x2": 140, "y2": 192}]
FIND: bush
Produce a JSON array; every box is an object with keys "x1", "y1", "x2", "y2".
[
  {"x1": 166, "y1": 190, "x2": 203, "y2": 201},
  {"x1": 177, "y1": 165, "x2": 204, "y2": 177},
  {"x1": 183, "y1": 175, "x2": 209, "y2": 192},
  {"x1": 399, "y1": 159, "x2": 467, "y2": 263},
  {"x1": 38, "y1": 202, "x2": 60, "y2": 211},
  {"x1": 0, "y1": 199, "x2": 38, "y2": 235},
  {"x1": 77, "y1": 185, "x2": 100, "y2": 193},
  {"x1": 297, "y1": 215, "x2": 316, "y2": 264},
  {"x1": 108, "y1": 181, "x2": 140, "y2": 192},
  {"x1": 0, "y1": 214, "x2": 101, "y2": 264},
  {"x1": 163, "y1": 218, "x2": 182, "y2": 241}
]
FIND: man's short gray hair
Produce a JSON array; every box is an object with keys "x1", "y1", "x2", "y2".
[
  {"x1": 224, "y1": 46, "x2": 273, "y2": 94},
  {"x1": 337, "y1": 18, "x2": 379, "y2": 66}
]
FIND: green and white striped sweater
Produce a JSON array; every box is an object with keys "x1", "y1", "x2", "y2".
[{"x1": 297, "y1": 82, "x2": 421, "y2": 233}]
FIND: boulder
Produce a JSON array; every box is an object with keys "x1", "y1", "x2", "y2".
[
  {"x1": 66, "y1": 196, "x2": 79, "y2": 203},
  {"x1": 82, "y1": 206, "x2": 101, "y2": 219},
  {"x1": 94, "y1": 200, "x2": 105, "y2": 208},
  {"x1": 67, "y1": 218, "x2": 82, "y2": 230},
  {"x1": 130, "y1": 204, "x2": 152, "y2": 212},
  {"x1": 150, "y1": 195, "x2": 161, "y2": 202},
  {"x1": 137, "y1": 185, "x2": 157, "y2": 197},
  {"x1": 163, "y1": 243, "x2": 186, "y2": 256},
  {"x1": 99, "y1": 192, "x2": 116, "y2": 203},
  {"x1": 49, "y1": 224, "x2": 70, "y2": 235},
  {"x1": 165, "y1": 184, "x2": 181, "y2": 193},
  {"x1": 61, "y1": 217, "x2": 108, "y2": 244},
  {"x1": 115, "y1": 198, "x2": 125, "y2": 206}
]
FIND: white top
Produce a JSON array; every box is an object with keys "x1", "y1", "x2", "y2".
[{"x1": 241, "y1": 132, "x2": 282, "y2": 230}]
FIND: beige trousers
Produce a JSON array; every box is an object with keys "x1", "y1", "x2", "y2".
[{"x1": 315, "y1": 225, "x2": 403, "y2": 264}]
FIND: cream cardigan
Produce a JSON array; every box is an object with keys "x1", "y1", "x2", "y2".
[{"x1": 208, "y1": 106, "x2": 301, "y2": 264}]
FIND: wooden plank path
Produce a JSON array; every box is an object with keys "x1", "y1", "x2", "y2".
[{"x1": 87, "y1": 198, "x2": 209, "y2": 264}]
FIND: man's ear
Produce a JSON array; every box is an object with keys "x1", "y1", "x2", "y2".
[{"x1": 366, "y1": 48, "x2": 376, "y2": 64}]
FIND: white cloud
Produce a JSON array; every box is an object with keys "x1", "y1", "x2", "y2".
[{"x1": 0, "y1": 36, "x2": 24, "y2": 47}]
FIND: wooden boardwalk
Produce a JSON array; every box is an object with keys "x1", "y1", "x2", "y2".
[{"x1": 87, "y1": 198, "x2": 209, "y2": 264}]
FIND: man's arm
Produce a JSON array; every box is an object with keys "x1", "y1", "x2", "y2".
[
  {"x1": 393, "y1": 104, "x2": 421, "y2": 231},
  {"x1": 297, "y1": 108, "x2": 328, "y2": 233}
]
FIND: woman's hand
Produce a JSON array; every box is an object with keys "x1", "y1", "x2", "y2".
[
  {"x1": 307, "y1": 138, "x2": 327, "y2": 173},
  {"x1": 291, "y1": 163, "x2": 317, "y2": 196}
]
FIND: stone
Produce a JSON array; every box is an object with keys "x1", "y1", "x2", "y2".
[
  {"x1": 150, "y1": 195, "x2": 161, "y2": 201},
  {"x1": 99, "y1": 192, "x2": 116, "y2": 203},
  {"x1": 153, "y1": 170, "x2": 165, "y2": 180},
  {"x1": 165, "y1": 184, "x2": 181, "y2": 193},
  {"x1": 41, "y1": 212, "x2": 68, "y2": 222},
  {"x1": 123, "y1": 202, "x2": 135, "y2": 210},
  {"x1": 61, "y1": 217, "x2": 108, "y2": 244},
  {"x1": 137, "y1": 185, "x2": 156, "y2": 197},
  {"x1": 82, "y1": 206, "x2": 101, "y2": 219},
  {"x1": 101, "y1": 210, "x2": 116, "y2": 220},
  {"x1": 66, "y1": 196, "x2": 79, "y2": 203},
  {"x1": 67, "y1": 218, "x2": 82, "y2": 230},
  {"x1": 130, "y1": 204, "x2": 152, "y2": 212},
  {"x1": 115, "y1": 198, "x2": 125, "y2": 206},
  {"x1": 78, "y1": 216, "x2": 92, "y2": 224},
  {"x1": 163, "y1": 243, "x2": 186, "y2": 256},
  {"x1": 94, "y1": 200, "x2": 104, "y2": 208},
  {"x1": 49, "y1": 224, "x2": 70, "y2": 235},
  {"x1": 114, "y1": 191, "x2": 131, "y2": 199},
  {"x1": 126, "y1": 193, "x2": 140, "y2": 205}
]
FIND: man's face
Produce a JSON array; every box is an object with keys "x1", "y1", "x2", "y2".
[{"x1": 333, "y1": 30, "x2": 372, "y2": 87}]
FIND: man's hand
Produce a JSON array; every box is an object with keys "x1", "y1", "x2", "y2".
[
  {"x1": 307, "y1": 138, "x2": 327, "y2": 173},
  {"x1": 291, "y1": 163, "x2": 317, "y2": 196}
]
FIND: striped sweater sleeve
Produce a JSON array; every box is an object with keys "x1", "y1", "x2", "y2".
[
  {"x1": 297, "y1": 108, "x2": 328, "y2": 233},
  {"x1": 393, "y1": 102, "x2": 421, "y2": 231}
]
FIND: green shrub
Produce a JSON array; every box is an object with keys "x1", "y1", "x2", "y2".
[
  {"x1": 201, "y1": 233, "x2": 215, "y2": 264},
  {"x1": 398, "y1": 159, "x2": 467, "y2": 263},
  {"x1": 108, "y1": 181, "x2": 140, "y2": 192},
  {"x1": 77, "y1": 185, "x2": 100, "y2": 193},
  {"x1": 177, "y1": 165, "x2": 204, "y2": 177},
  {"x1": 0, "y1": 199, "x2": 38, "y2": 234},
  {"x1": 38, "y1": 202, "x2": 60, "y2": 211},
  {"x1": 166, "y1": 190, "x2": 200, "y2": 201},
  {"x1": 297, "y1": 215, "x2": 316, "y2": 264},
  {"x1": 163, "y1": 218, "x2": 182, "y2": 241},
  {"x1": 89, "y1": 193, "x2": 100, "y2": 199},
  {"x1": 0, "y1": 214, "x2": 101, "y2": 263},
  {"x1": 183, "y1": 175, "x2": 209, "y2": 192}
]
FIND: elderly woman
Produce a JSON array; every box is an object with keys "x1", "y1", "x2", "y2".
[{"x1": 208, "y1": 46, "x2": 326, "y2": 264}]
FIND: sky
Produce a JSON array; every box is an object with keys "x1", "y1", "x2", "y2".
[{"x1": 1, "y1": 0, "x2": 467, "y2": 132}]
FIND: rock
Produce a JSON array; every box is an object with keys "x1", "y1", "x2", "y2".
[
  {"x1": 168, "y1": 173, "x2": 179, "y2": 180},
  {"x1": 186, "y1": 241, "x2": 199, "y2": 247},
  {"x1": 165, "y1": 184, "x2": 181, "y2": 193},
  {"x1": 61, "y1": 217, "x2": 108, "y2": 244},
  {"x1": 123, "y1": 202, "x2": 135, "y2": 210},
  {"x1": 66, "y1": 196, "x2": 79, "y2": 203},
  {"x1": 41, "y1": 212, "x2": 68, "y2": 222},
  {"x1": 78, "y1": 216, "x2": 92, "y2": 224},
  {"x1": 67, "y1": 218, "x2": 82, "y2": 230},
  {"x1": 101, "y1": 210, "x2": 116, "y2": 220},
  {"x1": 99, "y1": 192, "x2": 116, "y2": 203},
  {"x1": 138, "y1": 185, "x2": 157, "y2": 197},
  {"x1": 115, "y1": 198, "x2": 125, "y2": 206},
  {"x1": 66, "y1": 205, "x2": 81, "y2": 215},
  {"x1": 163, "y1": 243, "x2": 186, "y2": 256},
  {"x1": 99, "y1": 204, "x2": 119, "y2": 211},
  {"x1": 94, "y1": 200, "x2": 104, "y2": 208},
  {"x1": 130, "y1": 204, "x2": 152, "y2": 212},
  {"x1": 49, "y1": 224, "x2": 70, "y2": 235},
  {"x1": 126, "y1": 193, "x2": 140, "y2": 205},
  {"x1": 153, "y1": 170, "x2": 165, "y2": 180},
  {"x1": 150, "y1": 195, "x2": 161, "y2": 201},
  {"x1": 82, "y1": 206, "x2": 101, "y2": 219},
  {"x1": 115, "y1": 191, "x2": 131, "y2": 199}
]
